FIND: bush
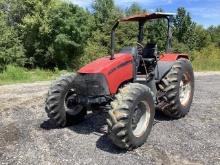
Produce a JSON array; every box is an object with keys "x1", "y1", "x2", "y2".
[
  {"x1": 73, "y1": 40, "x2": 108, "y2": 69},
  {"x1": 191, "y1": 44, "x2": 220, "y2": 71},
  {"x1": 0, "y1": 65, "x2": 29, "y2": 82}
]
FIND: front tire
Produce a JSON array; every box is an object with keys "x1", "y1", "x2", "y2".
[
  {"x1": 107, "y1": 83, "x2": 155, "y2": 150},
  {"x1": 45, "y1": 74, "x2": 87, "y2": 127}
]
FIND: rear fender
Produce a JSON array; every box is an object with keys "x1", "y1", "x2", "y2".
[
  {"x1": 160, "y1": 53, "x2": 189, "y2": 61},
  {"x1": 156, "y1": 53, "x2": 189, "y2": 81},
  {"x1": 155, "y1": 61, "x2": 175, "y2": 81}
]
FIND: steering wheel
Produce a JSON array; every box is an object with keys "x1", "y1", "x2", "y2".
[
  {"x1": 137, "y1": 42, "x2": 144, "y2": 48},
  {"x1": 137, "y1": 42, "x2": 144, "y2": 55}
]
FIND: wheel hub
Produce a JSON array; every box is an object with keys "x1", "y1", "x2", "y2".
[
  {"x1": 132, "y1": 101, "x2": 151, "y2": 137},
  {"x1": 179, "y1": 73, "x2": 191, "y2": 107},
  {"x1": 64, "y1": 89, "x2": 83, "y2": 115}
]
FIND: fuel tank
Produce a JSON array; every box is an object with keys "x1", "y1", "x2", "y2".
[{"x1": 78, "y1": 53, "x2": 134, "y2": 94}]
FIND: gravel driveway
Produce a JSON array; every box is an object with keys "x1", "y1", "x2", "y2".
[{"x1": 0, "y1": 72, "x2": 220, "y2": 165}]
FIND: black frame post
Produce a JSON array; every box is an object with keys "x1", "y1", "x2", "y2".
[
  {"x1": 138, "y1": 21, "x2": 145, "y2": 43},
  {"x1": 166, "y1": 15, "x2": 174, "y2": 52},
  {"x1": 110, "y1": 21, "x2": 119, "y2": 60}
]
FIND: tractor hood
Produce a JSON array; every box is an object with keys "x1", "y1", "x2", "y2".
[
  {"x1": 78, "y1": 53, "x2": 133, "y2": 74},
  {"x1": 78, "y1": 53, "x2": 134, "y2": 94}
]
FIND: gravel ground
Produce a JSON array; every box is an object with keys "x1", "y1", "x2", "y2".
[{"x1": 0, "y1": 72, "x2": 220, "y2": 165}]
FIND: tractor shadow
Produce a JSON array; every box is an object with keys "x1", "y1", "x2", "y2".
[
  {"x1": 40, "y1": 119, "x2": 59, "y2": 130},
  {"x1": 154, "y1": 109, "x2": 176, "y2": 121},
  {"x1": 40, "y1": 112, "x2": 126, "y2": 154},
  {"x1": 40, "y1": 110, "x2": 174, "y2": 154},
  {"x1": 69, "y1": 112, "x2": 126, "y2": 154}
]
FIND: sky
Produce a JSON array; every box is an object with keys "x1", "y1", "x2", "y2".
[{"x1": 70, "y1": 0, "x2": 220, "y2": 28}]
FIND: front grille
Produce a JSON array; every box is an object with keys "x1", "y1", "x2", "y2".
[{"x1": 73, "y1": 74, "x2": 109, "y2": 96}]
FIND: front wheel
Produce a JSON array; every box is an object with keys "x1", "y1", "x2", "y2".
[
  {"x1": 107, "y1": 83, "x2": 155, "y2": 150},
  {"x1": 45, "y1": 74, "x2": 87, "y2": 127}
]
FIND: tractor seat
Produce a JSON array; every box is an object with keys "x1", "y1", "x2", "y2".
[
  {"x1": 137, "y1": 43, "x2": 157, "y2": 74},
  {"x1": 142, "y1": 43, "x2": 157, "y2": 59}
]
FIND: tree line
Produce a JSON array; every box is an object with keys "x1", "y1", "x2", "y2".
[{"x1": 0, "y1": 0, "x2": 219, "y2": 72}]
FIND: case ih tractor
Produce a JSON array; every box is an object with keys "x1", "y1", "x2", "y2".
[{"x1": 45, "y1": 13, "x2": 194, "y2": 150}]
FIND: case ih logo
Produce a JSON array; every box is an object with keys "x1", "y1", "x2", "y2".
[{"x1": 108, "y1": 60, "x2": 133, "y2": 75}]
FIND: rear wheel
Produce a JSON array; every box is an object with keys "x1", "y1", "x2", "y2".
[
  {"x1": 107, "y1": 83, "x2": 155, "y2": 150},
  {"x1": 45, "y1": 74, "x2": 87, "y2": 127},
  {"x1": 157, "y1": 59, "x2": 194, "y2": 118}
]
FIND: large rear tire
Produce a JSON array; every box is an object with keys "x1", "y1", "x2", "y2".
[
  {"x1": 107, "y1": 83, "x2": 155, "y2": 150},
  {"x1": 157, "y1": 59, "x2": 194, "y2": 118},
  {"x1": 45, "y1": 74, "x2": 87, "y2": 127}
]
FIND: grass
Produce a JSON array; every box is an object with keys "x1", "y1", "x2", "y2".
[
  {"x1": 0, "y1": 65, "x2": 69, "y2": 85},
  {"x1": 1, "y1": 57, "x2": 220, "y2": 85},
  {"x1": 192, "y1": 59, "x2": 220, "y2": 71},
  {"x1": 191, "y1": 44, "x2": 220, "y2": 71}
]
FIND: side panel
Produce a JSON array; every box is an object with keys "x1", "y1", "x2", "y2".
[
  {"x1": 160, "y1": 53, "x2": 189, "y2": 61},
  {"x1": 78, "y1": 53, "x2": 134, "y2": 94}
]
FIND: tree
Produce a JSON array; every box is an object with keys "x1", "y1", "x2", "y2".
[
  {"x1": 125, "y1": 3, "x2": 144, "y2": 16},
  {"x1": 92, "y1": 0, "x2": 118, "y2": 30},
  {"x1": 114, "y1": 3, "x2": 143, "y2": 49},
  {"x1": 174, "y1": 7, "x2": 193, "y2": 42},
  {"x1": 208, "y1": 25, "x2": 220, "y2": 47},
  {"x1": 0, "y1": 0, "x2": 38, "y2": 26},
  {"x1": 173, "y1": 7, "x2": 198, "y2": 52},
  {"x1": 144, "y1": 8, "x2": 167, "y2": 52},
  {"x1": 20, "y1": 0, "x2": 92, "y2": 69},
  {"x1": 0, "y1": 11, "x2": 25, "y2": 72},
  {"x1": 0, "y1": 0, "x2": 219, "y2": 71},
  {"x1": 77, "y1": 0, "x2": 123, "y2": 67},
  {"x1": 194, "y1": 25, "x2": 211, "y2": 49}
]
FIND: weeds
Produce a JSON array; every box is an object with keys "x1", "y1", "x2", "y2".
[{"x1": 0, "y1": 65, "x2": 68, "y2": 85}]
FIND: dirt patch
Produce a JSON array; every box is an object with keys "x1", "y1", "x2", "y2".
[{"x1": 0, "y1": 123, "x2": 20, "y2": 148}]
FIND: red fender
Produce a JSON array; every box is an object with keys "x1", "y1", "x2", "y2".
[
  {"x1": 160, "y1": 53, "x2": 189, "y2": 61},
  {"x1": 78, "y1": 53, "x2": 134, "y2": 94}
]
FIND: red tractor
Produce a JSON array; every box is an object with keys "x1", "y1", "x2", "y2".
[{"x1": 45, "y1": 12, "x2": 194, "y2": 150}]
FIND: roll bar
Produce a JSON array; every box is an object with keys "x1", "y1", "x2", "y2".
[{"x1": 110, "y1": 12, "x2": 175, "y2": 60}]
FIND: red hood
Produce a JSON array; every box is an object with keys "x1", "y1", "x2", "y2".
[
  {"x1": 78, "y1": 53, "x2": 134, "y2": 94},
  {"x1": 78, "y1": 53, "x2": 133, "y2": 74}
]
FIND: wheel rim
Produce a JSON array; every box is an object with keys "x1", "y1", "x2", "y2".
[
  {"x1": 132, "y1": 101, "x2": 151, "y2": 137},
  {"x1": 64, "y1": 89, "x2": 83, "y2": 116},
  {"x1": 179, "y1": 73, "x2": 192, "y2": 107}
]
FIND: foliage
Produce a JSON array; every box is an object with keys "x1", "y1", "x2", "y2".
[
  {"x1": 0, "y1": 0, "x2": 219, "y2": 73},
  {"x1": 125, "y1": 3, "x2": 145, "y2": 15},
  {"x1": 19, "y1": 0, "x2": 92, "y2": 69},
  {"x1": 207, "y1": 25, "x2": 220, "y2": 47},
  {"x1": 192, "y1": 44, "x2": 220, "y2": 71},
  {"x1": 0, "y1": 12, "x2": 25, "y2": 72},
  {"x1": 173, "y1": 7, "x2": 197, "y2": 52},
  {"x1": 75, "y1": 0, "x2": 122, "y2": 69}
]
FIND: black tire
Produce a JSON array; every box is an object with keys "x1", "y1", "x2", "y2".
[
  {"x1": 157, "y1": 59, "x2": 194, "y2": 118},
  {"x1": 45, "y1": 74, "x2": 87, "y2": 127},
  {"x1": 107, "y1": 83, "x2": 155, "y2": 150}
]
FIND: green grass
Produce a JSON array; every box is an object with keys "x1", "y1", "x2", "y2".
[
  {"x1": 192, "y1": 59, "x2": 220, "y2": 71},
  {"x1": 191, "y1": 44, "x2": 220, "y2": 71},
  {"x1": 1, "y1": 58, "x2": 220, "y2": 85},
  {"x1": 0, "y1": 65, "x2": 69, "y2": 85}
]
